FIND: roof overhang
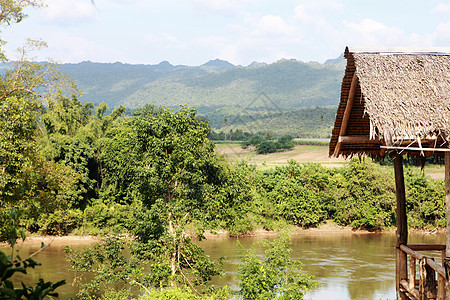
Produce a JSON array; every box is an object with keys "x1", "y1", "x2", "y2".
[{"x1": 345, "y1": 46, "x2": 450, "y2": 58}]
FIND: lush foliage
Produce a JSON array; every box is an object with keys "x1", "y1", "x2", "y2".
[
  {"x1": 64, "y1": 236, "x2": 141, "y2": 298},
  {"x1": 238, "y1": 233, "x2": 316, "y2": 299}
]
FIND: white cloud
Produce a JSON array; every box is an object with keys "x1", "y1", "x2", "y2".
[
  {"x1": 255, "y1": 15, "x2": 299, "y2": 37},
  {"x1": 44, "y1": 31, "x2": 110, "y2": 62},
  {"x1": 343, "y1": 18, "x2": 404, "y2": 45},
  {"x1": 217, "y1": 44, "x2": 239, "y2": 63},
  {"x1": 192, "y1": 0, "x2": 255, "y2": 14},
  {"x1": 431, "y1": 3, "x2": 450, "y2": 14},
  {"x1": 407, "y1": 33, "x2": 434, "y2": 47},
  {"x1": 193, "y1": 14, "x2": 305, "y2": 65},
  {"x1": 145, "y1": 32, "x2": 185, "y2": 50},
  {"x1": 294, "y1": 0, "x2": 343, "y2": 22},
  {"x1": 293, "y1": 0, "x2": 341, "y2": 43},
  {"x1": 432, "y1": 21, "x2": 450, "y2": 46},
  {"x1": 42, "y1": 0, "x2": 96, "y2": 22}
]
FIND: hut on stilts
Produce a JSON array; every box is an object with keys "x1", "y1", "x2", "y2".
[{"x1": 330, "y1": 47, "x2": 450, "y2": 300}]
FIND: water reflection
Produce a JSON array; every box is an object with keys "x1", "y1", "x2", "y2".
[
  {"x1": 0, "y1": 232, "x2": 445, "y2": 300},
  {"x1": 200, "y1": 232, "x2": 445, "y2": 300}
]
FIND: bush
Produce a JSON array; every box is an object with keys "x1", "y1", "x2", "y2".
[
  {"x1": 37, "y1": 209, "x2": 83, "y2": 235},
  {"x1": 237, "y1": 233, "x2": 316, "y2": 299},
  {"x1": 137, "y1": 287, "x2": 229, "y2": 300},
  {"x1": 405, "y1": 169, "x2": 445, "y2": 228},
  {"x1": 333, "y1": 158, "x2": 396, "y2": 230},
  {"x1": 256, "y1": 141, "x2": 278, "y2": 154}
]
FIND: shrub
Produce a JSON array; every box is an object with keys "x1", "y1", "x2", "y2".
[{"x1": 237, "y1": 233, "x2": 316, "y2": 299}]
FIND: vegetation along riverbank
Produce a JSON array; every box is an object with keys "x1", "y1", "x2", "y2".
[
  {"x1": 1, "y1": 98, "x2": 445, "y2": 298},
  {"x1": 0, "y1": 2, "x2": 447, "y2": 299}
]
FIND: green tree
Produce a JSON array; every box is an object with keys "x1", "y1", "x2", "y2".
[
  {"x1": 100, "y1": 106, "x2": 223, "y2": 290},
  {"x1": 0, "y1": 0, "x2": 43, "y2": 61},
  {"x1": 131, "y1": 106, "x2": 222, "y2": 287},
  {"x1": 0, "y1": 0, "x2": 80, "y2": 235}
]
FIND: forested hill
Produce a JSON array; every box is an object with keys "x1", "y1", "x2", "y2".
[{"x1": 59, "y1": 57, "x2": 345, "y2": 111}]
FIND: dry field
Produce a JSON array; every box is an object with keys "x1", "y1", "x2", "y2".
[
  {"x1": 215, "y1": 142, "x2": 446, "y2": 180},
  {"x1": 215, "y1": 143, "x2": 347, "y2": 169}
]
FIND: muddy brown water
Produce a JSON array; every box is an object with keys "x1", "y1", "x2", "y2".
[{"x1": 1, "y1": 232, "x2": 445, "y2": 299}]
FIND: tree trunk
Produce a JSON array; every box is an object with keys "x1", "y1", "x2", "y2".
[{"x1": 168, "y1": 209, "x2": 177, "y2": 287}]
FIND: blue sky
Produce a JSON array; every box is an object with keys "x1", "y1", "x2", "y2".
[{"x1": 3, "y1": 0, "x2": 450, "y2": 66}]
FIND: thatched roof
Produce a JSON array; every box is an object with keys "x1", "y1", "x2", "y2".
[{"x1": 329, "y1": 47, "x2": 450, "y2": 158}]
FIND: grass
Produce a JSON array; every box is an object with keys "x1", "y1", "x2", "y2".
[
  {"x1": 215, "y1": 142, "x2": 347, "y2": 169},
  {"x1": 215, "y1": 142, "x2": 446, "y2": 181},
  {"x1": 423, "y1": 164, "x2": 445, "y2": 181}
]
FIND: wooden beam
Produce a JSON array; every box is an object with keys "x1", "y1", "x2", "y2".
[
  {"x1": 445, "y1": 152, "x2": 450, "y2": 299},
  {"x1": 333, "y1": 72, "x2": 358, "y2": 157},
  {"x1": 338, "y1": 136, "x2": 371, "y2": 143},
  {"x1": 400, "y1": 279, "x2": 420, "y2": 300},
  {"x1": 438, "y1": 273, "x2": 446, "y2": 300},
  {"x1": 394, "y1": 154, "x2": 408, "y2": 300},
  {"x1": 407, "y1": 244, "x2": 446, "y2": 251},
  {"x1": 381, "y1": 146, "x2": 450, "y2": 152}
]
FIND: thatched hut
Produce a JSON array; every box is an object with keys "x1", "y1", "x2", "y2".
[{"x1": 330, "y1": 47, "x2": 450, "y2": 300}]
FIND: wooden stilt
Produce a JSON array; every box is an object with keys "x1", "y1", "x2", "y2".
[
  {"x1": 394, "y1": 153, "x2": 408, "y2": 300},
  {"x1": 445, "y1": 152, "x2": 450, "y2": 299}
]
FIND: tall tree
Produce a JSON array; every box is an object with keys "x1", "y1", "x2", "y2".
[
  {"x1": 102, "y1": 106, "x2": 223, "y2": 288},
  {"x1": 0, "y1": 0, "x2": 79, "y2": 233}
]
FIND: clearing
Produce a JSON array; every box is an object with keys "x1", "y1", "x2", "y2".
[{"x1": 215, "y1": 142, "x2": 445, "y2": 180}]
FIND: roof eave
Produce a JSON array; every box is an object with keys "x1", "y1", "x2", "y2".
[{"x1": 345, "y1": 46, "x2": 450, "y2": 58}]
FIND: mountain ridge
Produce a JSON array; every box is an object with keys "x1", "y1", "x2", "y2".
[{"x1": 59, "y1": 55, "x2": 345, "y2": 111}]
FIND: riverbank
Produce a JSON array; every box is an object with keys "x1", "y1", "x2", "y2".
[
  {"x1": 1, "y1": 222, "x2": 443, "y2": 247},
  {"x1": 0, "y1": 235, "x2": 100, "y2": 248}
]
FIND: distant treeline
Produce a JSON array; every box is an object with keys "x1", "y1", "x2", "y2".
[{"x1": 207, "y1": 106, "x2": 337, "y2": 140}]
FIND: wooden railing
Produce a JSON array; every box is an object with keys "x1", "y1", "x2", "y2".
[{"x1": 399, "y1": 244, "x2": 446, "y2": 300}]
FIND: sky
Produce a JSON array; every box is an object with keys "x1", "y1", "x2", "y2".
[{"x1": 2, "y1": 0, "x2": 450, "y2": 66}]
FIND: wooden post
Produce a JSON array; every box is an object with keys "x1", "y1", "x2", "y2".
[
  {"x1": 439, "y1": 273, "x2": 446, "y2": 300},
  {"x1": 419, "y1": 258, "x2": 437, "y2": 300},
  {"x1": 410, "y1": 256, "x2": 416, "y2": 290},
  {"x1": 394, "y1": 153, "x2": 408, "y2": 300},
  {"x1": 445, "y1": 152, "x2": 450, "y2": 299}
]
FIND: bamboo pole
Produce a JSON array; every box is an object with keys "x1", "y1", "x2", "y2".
[{"x1": 394, "y1": 153, "x2": 408, "y2": 300}]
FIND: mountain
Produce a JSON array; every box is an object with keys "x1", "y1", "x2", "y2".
[
  {"x1": 201, "y1": 59, "x2": 235, "y2": 71},
  {"x1": 59, "y1": 58, "x2": 345, "y2": 111},
  {"x1": 324, "y1": 53, "x2": 345, "y2": 66},
  {"x1": 247, "y1": 61, "x2": 267, "y2": 68}
]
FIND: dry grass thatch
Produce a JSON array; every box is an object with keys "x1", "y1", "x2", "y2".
[
  {"x1": 354, "y1": 53, "x2": 450, "y2": 145},
  {"x1": 329, "y1": 47, "x2": 450, "y2": 158}
]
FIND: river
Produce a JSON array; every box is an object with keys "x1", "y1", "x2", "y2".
[{"x1": 1, "y1": 232, "x2": 446, "y2": 299}]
